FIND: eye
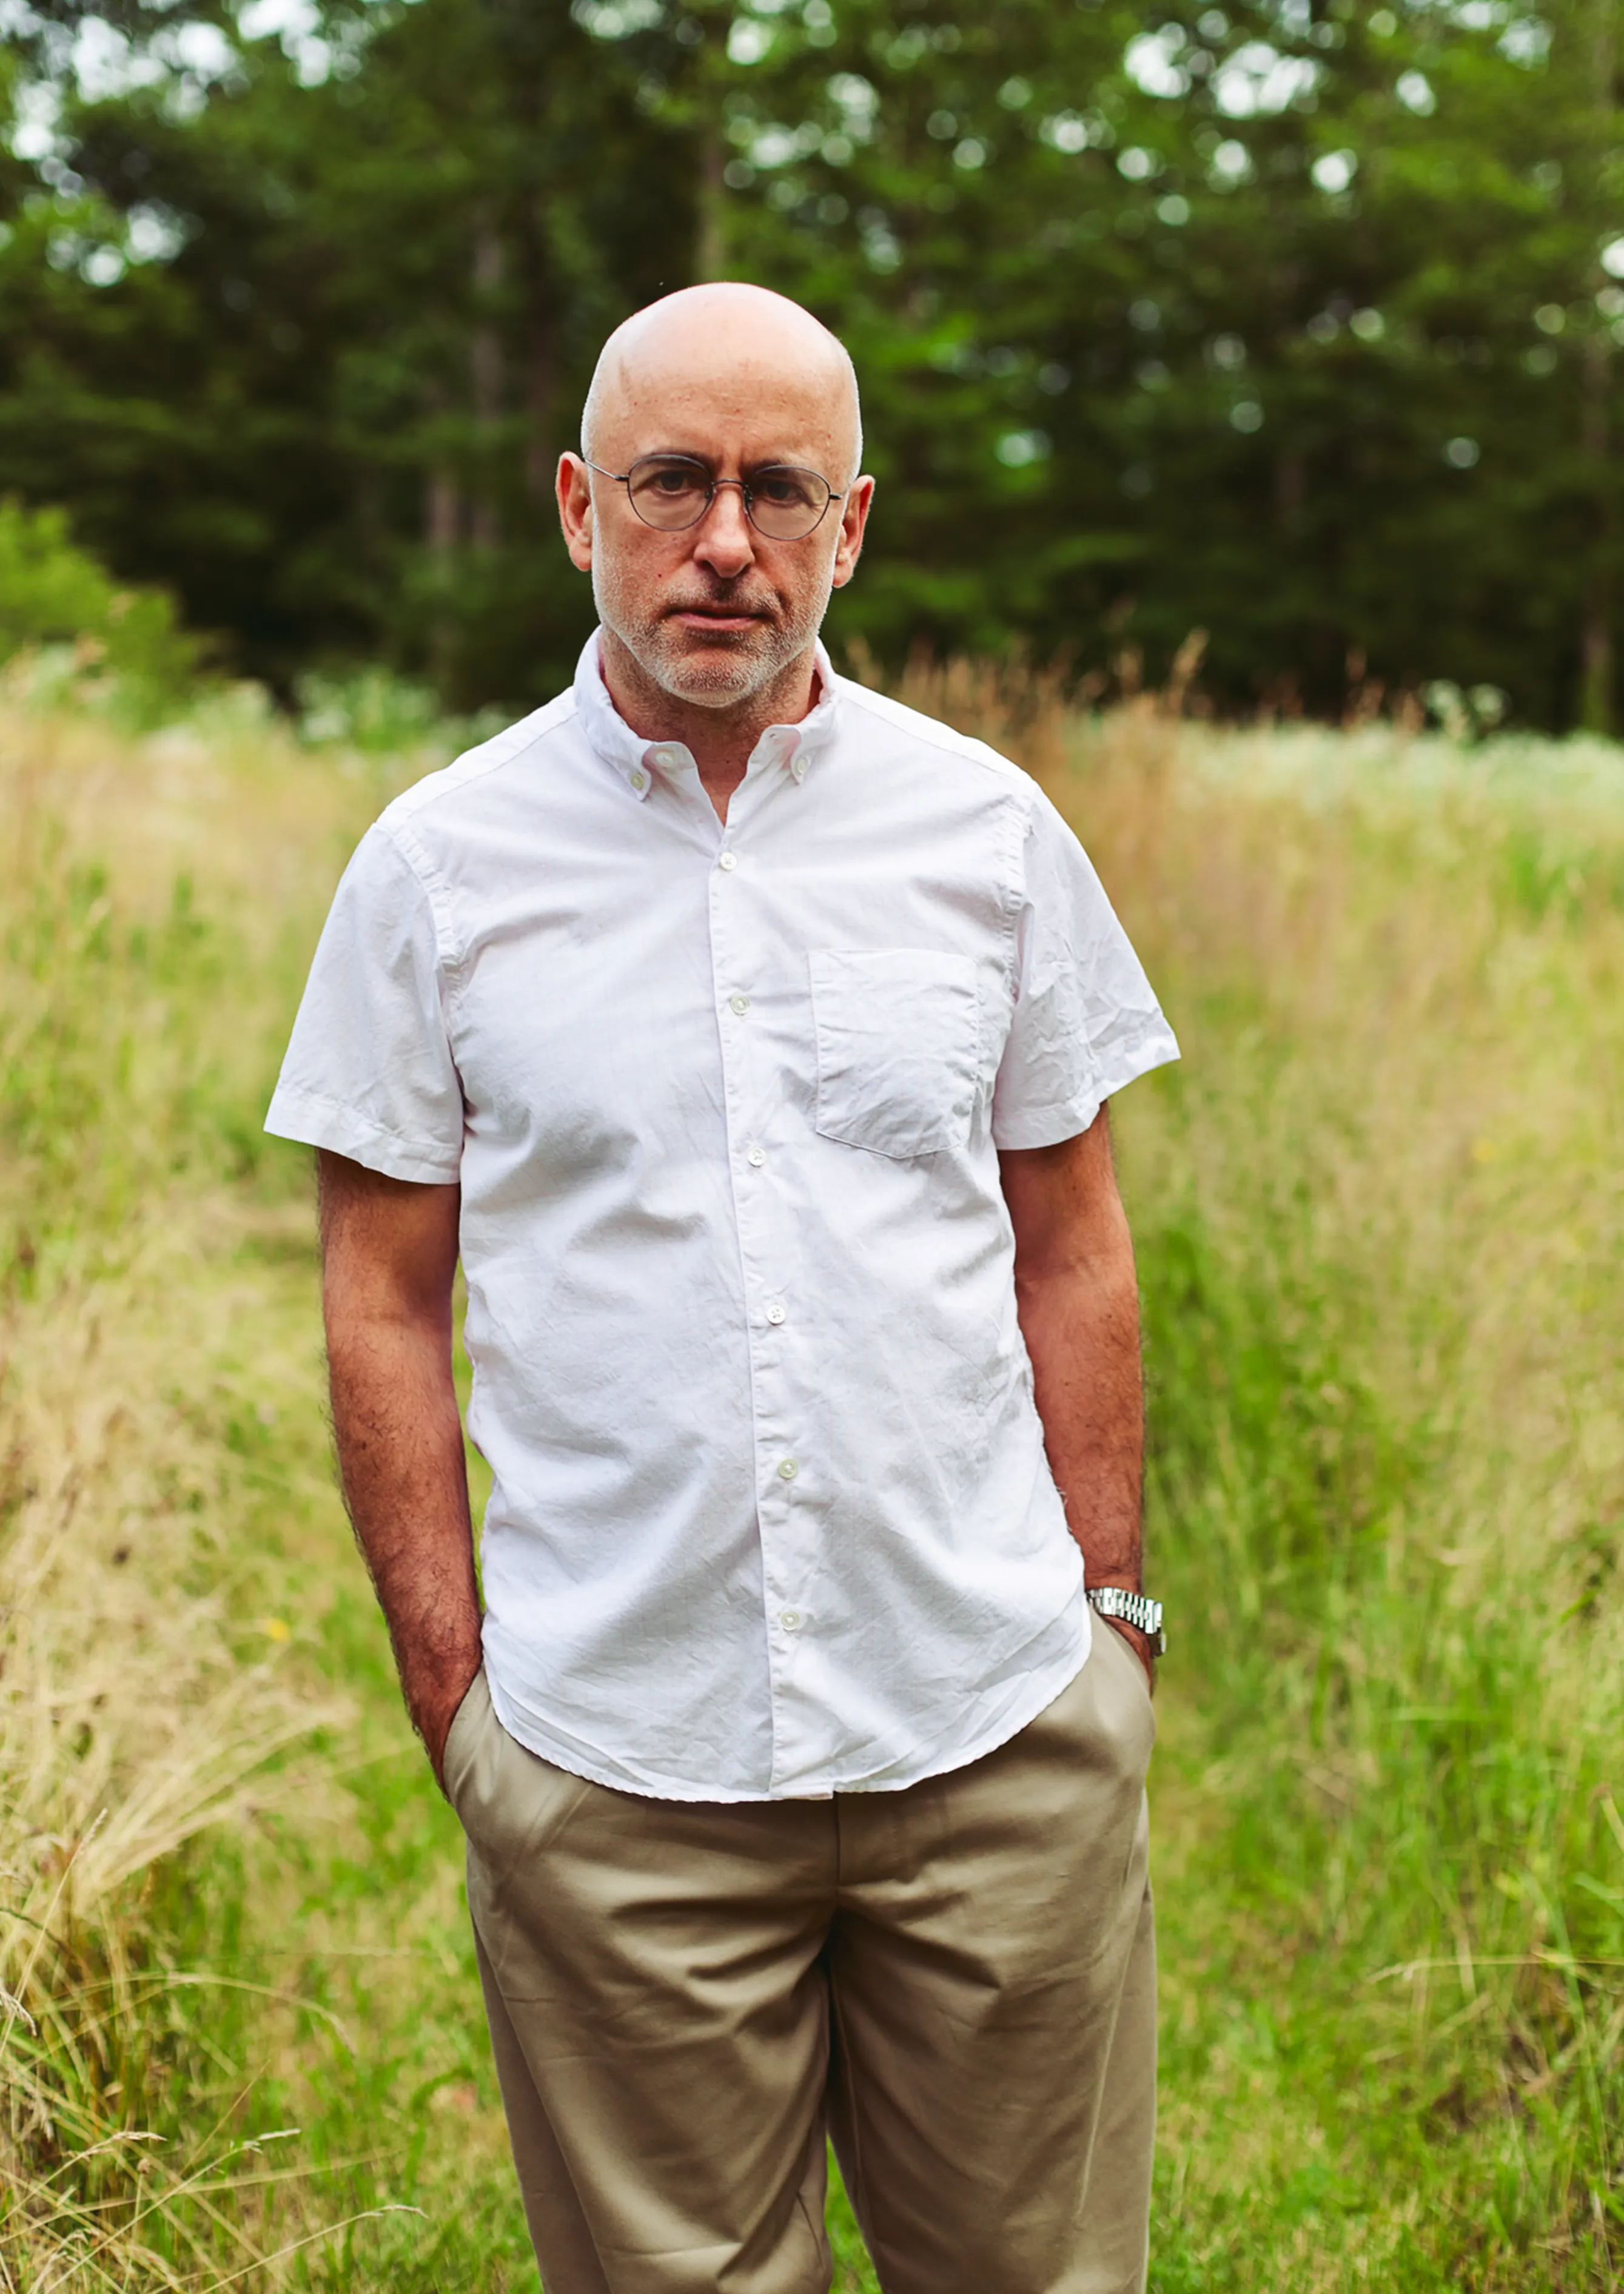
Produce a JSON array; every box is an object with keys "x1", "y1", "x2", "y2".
[
  {"x1": 651, "y1": 468, "x2": 700, "y2": 494},
  {"x1": 631, "y1": 459, "x2": 709, "y2": 499},
  {"x1": 755, "y1": 468, "x2": 820, "y2": 508}
]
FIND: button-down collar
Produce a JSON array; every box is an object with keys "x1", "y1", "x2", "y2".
[{"x1": 574, "y1": 631, "x2": 838, "y2": 801}]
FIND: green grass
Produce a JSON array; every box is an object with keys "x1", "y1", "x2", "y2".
[{"x1": 2, "y1": 687, "x2": 1620, "y2": 2289}]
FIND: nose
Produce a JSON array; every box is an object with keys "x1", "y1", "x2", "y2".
[{"x1": 693, "y1": 480, "x2": 756, "y2": 579}]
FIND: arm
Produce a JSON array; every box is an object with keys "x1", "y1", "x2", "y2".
[
  {"x1": 999, "y1": 1106, "x2": 1155, "y2": 1684},
  {"x1": 318, "y1": 1148, "x2": 483, "y2": 1789}
]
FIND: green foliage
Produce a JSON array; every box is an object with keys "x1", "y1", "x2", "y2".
[
  {"x1": 295, "y1": 667, "x2": 443, "y2": 751},
  {"x1": 5, "y1": 0, "x2": 1624, "y2": 721},
  {"x1": 0, "y1": 496, "x2": 197, "y2": 718},
  {"x1": 1107, "y1": 727, "x2": 1624, "y2": 2287}
]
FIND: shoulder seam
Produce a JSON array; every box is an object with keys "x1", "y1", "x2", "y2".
[
  {"x1": 383, "y1": 691, "x2": 580, "y2": 828},
  {"x1": 834, "y1": 677, "x2": 1041, "y2": 798},
  {"x1": 833, "y1": 677, "x2": 1030, "y2": 975},
  {"x1": 369, "y1": 817, "x2": 461, "y2": 971},
  {"x1": 377, "y1": 693, "x2": 584, "y2": 972}
]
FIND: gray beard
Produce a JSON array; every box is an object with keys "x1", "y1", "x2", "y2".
[{"x1": 591, "y1": 558, "x2": 830, "y2": 711}]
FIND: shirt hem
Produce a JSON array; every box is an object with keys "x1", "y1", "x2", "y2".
[
  {"x1": 263, "y1": 1086, "x2": 463, "y2": 1185},
  {"x1": 482, "y1": 1599, "x2": 1094, "y2": 1805},
  {"x1": 993, "y1": 1024, "x2": 1181, "y2": 1151}
]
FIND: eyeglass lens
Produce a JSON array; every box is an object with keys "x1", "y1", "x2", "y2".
[{"x1": 625, "y1": 457, "x2": 832, "y2": 539}]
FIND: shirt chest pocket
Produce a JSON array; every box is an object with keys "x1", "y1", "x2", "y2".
[{"x1": 809, "y1": 949, "x2": 982, "y2": 1160}]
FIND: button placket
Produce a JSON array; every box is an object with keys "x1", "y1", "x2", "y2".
[{"x1": 705, "y1": 816, "x2": 810, "y2": 1780}]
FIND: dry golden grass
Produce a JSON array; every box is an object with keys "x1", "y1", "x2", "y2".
[
  {"x1": 894, "y1": 661, "x2": 1624, "y2": 2283},
  {"x1": 2, "y1": 666, "x2": 1621, "y2": 2287},
  {"x1": 2, "y1": 690, "x2": 374, "y2": 1910},
  {"x1": 1071, "y1": 699, "x2": 1624, "y2": 1632},
  {"x1": 0, "y1": 692, "x2": 403, "y2": 2287}
]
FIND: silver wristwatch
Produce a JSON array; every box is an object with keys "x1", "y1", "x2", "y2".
[{"x1": 1085, "y1": 1586, "x2": 1166, "y2": 1658}]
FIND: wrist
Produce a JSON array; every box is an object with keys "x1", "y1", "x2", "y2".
[
  {"x1": 403, "y1": 1647, "x2": 483, "y2": 1777},
  {"x1": 424, "y1": 1669, "x2": 480, "y2": 1786},
  {"x1": 1085, "y1": 1583, "x2": 1164, "y2": 1657}
]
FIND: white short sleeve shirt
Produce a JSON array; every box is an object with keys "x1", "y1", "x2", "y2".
[{"x1": 266, "y1": 634, "x2": 1179, "y2": 1800}]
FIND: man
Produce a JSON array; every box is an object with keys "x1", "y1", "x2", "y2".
[{"x1": 266, "y1": 282, "x2": 1178, "y2": 2294}]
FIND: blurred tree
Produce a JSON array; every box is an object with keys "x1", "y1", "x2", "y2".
[
  {"x1": 0, "y1": 493, "x2": 198, "y2": 715},
  {"x1": 709, "y1": 0, "x2": 1624, "y2": 725},
  {"x1": 0, "y1": 0, "x2": 704, "y2": 700},
  {"x1": 2, "y1": 0, "x2": 1622, "y2": 724}
]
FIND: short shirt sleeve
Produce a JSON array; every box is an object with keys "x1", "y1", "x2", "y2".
[
  {"x1": 264, "y1": 824, "x2": 465, "y2": 1183},
  {"x1": 992, "y1": 786, "x2": 1179, "y2": 1151}
]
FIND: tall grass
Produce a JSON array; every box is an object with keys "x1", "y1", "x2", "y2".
[
  {"x1": 0, "y1": 693, "x2": 428, "y2": 2287},
  {"x1": 2, "y1": 663, "x2": 1620, "y2": 2288},
  {"x1": 884, "y1": 659, "x2": 1624, "y2": 2286}
]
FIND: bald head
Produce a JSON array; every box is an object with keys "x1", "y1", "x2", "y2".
[
  {"x1": 560, "y1": 283, "x2": 874, "y2": 727},
  {"x1": 581, "y1": 283, "x2": 862, "y2": 485}
]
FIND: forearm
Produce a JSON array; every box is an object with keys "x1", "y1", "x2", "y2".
[
  {"x1": 326, "y1": 1306, "x2": 481, "y2": 1781},
  {"x1": 1016, "y1": 1248, "x2": 1145, "y2": 1590}
]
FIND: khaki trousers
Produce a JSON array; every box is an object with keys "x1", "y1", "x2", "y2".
[{"x1": 443, "y1": 1623, "x2": 1156, "y2": 2294}]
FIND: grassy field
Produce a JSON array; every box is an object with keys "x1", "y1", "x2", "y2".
[{"x1": 2, "y1": 663, "x2": 1621, "y2": 2291}]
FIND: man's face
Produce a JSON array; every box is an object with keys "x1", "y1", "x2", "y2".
[{"x1": 559, "y1": 316, "x2": 871, "y2": 711}]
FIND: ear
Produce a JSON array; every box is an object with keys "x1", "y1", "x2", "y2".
[
  {"x1": 557, "y1": 453, "x2": 595, "y2": 573},
  {"x1": 831, "y1": 473, "x2": 875, "y2": 591}
]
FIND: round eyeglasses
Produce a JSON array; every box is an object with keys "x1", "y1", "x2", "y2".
[{"x1": 586, "y1": 454, "x2": 845, "y2": 541}]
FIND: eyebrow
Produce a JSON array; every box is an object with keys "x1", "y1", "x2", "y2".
[{"x1": 637, "y1": 448, "x2": 829, "y2": 476}]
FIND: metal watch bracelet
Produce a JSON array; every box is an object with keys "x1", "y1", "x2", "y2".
[{"x1": 1085, "y1": 1585, "x2": 1166, "y2": 1658}]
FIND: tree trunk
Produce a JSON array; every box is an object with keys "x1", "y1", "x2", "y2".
[
  {"x1": 470, "y1": 221, "x2": 505, "y2": 553},
  {"x1": 1580, "y1": 332, "x2": 1611, "y2": 732},
  {"x1": 517, "y1": 195, "x2": 555, "y2": 505},
  {"x1": 425, "y1": 468, "x2": 460, "y2": 554},
  {"x1": 1580, "y1": 0, "x2": 1617, "y2": 731},
  {"x1": 525, "y1": 309, "x2": 554, "y2": 502},
  {"x1": 1274, "y1": 449, "x2": 1304, "y2": 531},
  {"x1": 696, "y1": 127, "x2": 726, "y2": 283}
]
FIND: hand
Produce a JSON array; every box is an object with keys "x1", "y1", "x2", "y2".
[
  {"x1": 1101, "y1": 1614, "x2": 1157, "y2": 1691},
  {"x1": 416, "y1": 1662, "x2": 482, "y2": 1798}
]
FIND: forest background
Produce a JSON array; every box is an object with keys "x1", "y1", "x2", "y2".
[
  {"x1": 7, "y1": 0, "x2": 1624, "y2": 725},
  {"x1": 4, "y1": 1, "x2": 1624, "y2": 2290}
]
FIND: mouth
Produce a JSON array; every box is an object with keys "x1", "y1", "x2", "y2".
[{"x1": 667, "y1": 604, "x2": 773, "y2": 635}]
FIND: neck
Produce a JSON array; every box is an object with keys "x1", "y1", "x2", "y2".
[{"x1": 598, "y1": 630, "x2": 819, "y2": 819}]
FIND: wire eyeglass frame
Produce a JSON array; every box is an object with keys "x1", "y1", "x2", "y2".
[{"x1": 585, "y1": 454, "x2": 847, "y2": 541}]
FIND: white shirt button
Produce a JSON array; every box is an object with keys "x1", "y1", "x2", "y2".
[
  {"x1": 766, "y1": 1300, "x2": 787, "y2": 1326},
  {"x1": 791, "y1": 757, "x2": 808, "y2": 782},
  {"x1": 779, "y1": 1609, "x2": 803, "y2": 1632},
  {"x1": 777, "y1": 1458, "x2": 798, "y2": 1481},
  {"x1": 717, "y1": 850, "x2": 738, "y2": 872},
  {"x1": 654, "y1": 745, "x2": 683, "y2": 767},
  {"x1": 729, "y1": 993, "x2": 751, "y2": 1016},
  {"x1": 746, "y1": 1144, "x2": 765, "y2": 1168},
  {"x1": 630, "y1": 769, "x2": 649, "y2": 793}
]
